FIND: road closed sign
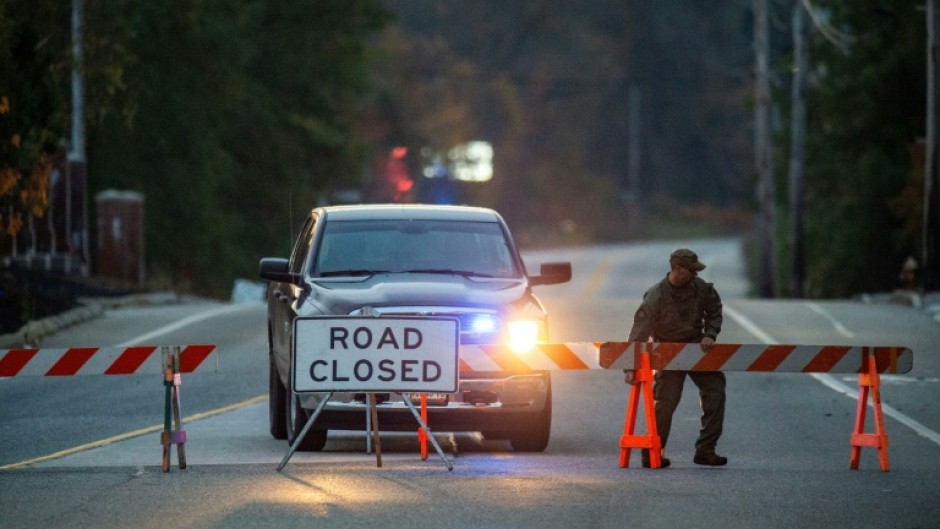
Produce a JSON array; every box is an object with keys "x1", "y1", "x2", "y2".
[{"x1": 292, "y1": 316, "x2": 459, "y2": 393}]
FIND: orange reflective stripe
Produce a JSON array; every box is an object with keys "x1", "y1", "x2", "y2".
[
  {"x1": 480, "y1": 345, "x2": 531, "y2": 372},
  {"x1": 539, "y1": 343, "x2": 590, "y2": 370},
  {"x1": 650, "y1": 342, "x2": 685, "y2": 370},
  {"x1": 692, "y1": 343, "x2": 739, "y2": 371},
  {"x1": 747, "y1": 345, "x2": 796, "y2": 372},
  {"x1": 802, "y1": 346, "x2": 851, "y2": 372}
]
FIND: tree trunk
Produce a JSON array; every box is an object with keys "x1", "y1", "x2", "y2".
[
  {"x1": 926, "y1": 0, "x2": 940, "y2": 290},
  {"x1": 754, "y1": 0, "x2": 778, "y2": 297},
  {"x1": 788, "y1": 1, "x2": 808, "y2": 298}
]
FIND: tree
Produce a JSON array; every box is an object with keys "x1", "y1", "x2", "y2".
[
  {"x1": 754, "y1": 0, "x2": 778, "y2": 297},
  {"x1": 794, "y1": 0, "x2": 925, "y2": 296},
  {"x1": 0, "y1": 2, "x2": 66, "y2": 250},
  {"x1": 86, "y1": 0, "x2": 390, "y2": 294},
  {"x1": 787, "y1": 1, "x2": 809, "y2": 298},
  {"x1": 1, "y1": 0, "x2": 136, "y2": 258}
]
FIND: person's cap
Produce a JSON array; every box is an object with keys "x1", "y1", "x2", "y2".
[{"x1": 670, "y1": 248, "x2": 706, "y2": 272}]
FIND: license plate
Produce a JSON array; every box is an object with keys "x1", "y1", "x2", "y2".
[{"x1": 408, "y1": 393, "x2": 449, "y2": 406}]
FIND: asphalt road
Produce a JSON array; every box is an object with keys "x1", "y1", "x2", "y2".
[{"x1": 2, "y1": 238, "x2": 939, "y2": 529}]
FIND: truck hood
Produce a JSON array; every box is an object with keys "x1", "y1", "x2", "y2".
[{"x1": 300, "y1": 273, "x2": 530, "y2": 315}]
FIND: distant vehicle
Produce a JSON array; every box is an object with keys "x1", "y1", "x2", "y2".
[{"x1": 260, "y1": 204, "x2": 572, "y2": 451}]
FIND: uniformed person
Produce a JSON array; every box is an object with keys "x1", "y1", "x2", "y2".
[{"x1": 628, "y1": 248, "x2": 727, "y2": 468}]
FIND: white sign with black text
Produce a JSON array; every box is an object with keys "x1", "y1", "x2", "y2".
[{"x1": 292, "y1": 316, "x2": 459, "y2": 393}]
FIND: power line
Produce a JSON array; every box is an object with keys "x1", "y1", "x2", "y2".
[{"x1": 800, "y1": 0, "x2": 856, "y2": 53}]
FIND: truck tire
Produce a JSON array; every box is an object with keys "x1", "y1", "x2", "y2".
[
  {"x1": 269, "y1": 353, "x2": 288, "y2": 440},
  {"x1": 509, "y1": 374, "x2": 552, "y2": 452},
  {"x1": 286, "y1": 388, "x2": 328, "y2": 452}
]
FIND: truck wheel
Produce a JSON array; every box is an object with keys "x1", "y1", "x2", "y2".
[
  {"x1": 286, "y1": 389, "x2": 328, "y2": 452},
  {"x1": 269, "y1": 354, "x2": 287, "y2": 440},
  {"x1": 509, "y1": 375, "x2": 552, "y2": 452}
]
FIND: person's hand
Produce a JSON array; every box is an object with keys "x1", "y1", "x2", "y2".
[
  {"x1": 700, "y1": 336, "x2": 715, "y2": 352},
  {"x1": 623, "y1": 369, "x2": 638, "y2": 384}
]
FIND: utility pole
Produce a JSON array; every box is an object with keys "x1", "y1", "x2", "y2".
[
  {"x1": 926, "y1": 0, "x2": 940, "y2": 290},
  {"x1": 788, "y1": 1, "x2": 809, "y2": 298},
  {"x1": 626, "y1": 84, "x2": 641, "y2": 237},
  {"x1": 69, "y1": 0, "x2": 89, "y2": 276},
  {"x1": 754, "y1": 0, "x2": 778, "y2": 297}
]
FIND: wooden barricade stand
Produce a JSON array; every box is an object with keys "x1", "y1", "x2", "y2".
[
  {"x1": 369, "y1": 393, "x2": 383, "y2": 468},
  {"x1": 619, "y1": 342, "x2": 663, "y2": 469},
  {"x1": 161, "y1": 346, "x2": 187, "y2": 472},
  {"x1": 850, "y1": 347, "x2": 890, "y2": 472}
]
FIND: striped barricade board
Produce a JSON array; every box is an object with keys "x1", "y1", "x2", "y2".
[
  {"x1": 599, "y1": 342, "x2": 913, "y2": 374},
  {"x1": 458, "y1": 343, "x2": 603, "y2": 373},
  {"x1": 456, "y1": 342, "x2": 912, "y2": 374},
  {"x1": 3, "y1": 342, "x2": 912, "y2": 376},
  {"x1": 0, "y1": 345, "x2": 217, "y2": 377}
]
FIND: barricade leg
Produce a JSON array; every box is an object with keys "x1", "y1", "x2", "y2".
[
  {"x1": 370, "y1": 393, "x2": 383, "y2": 468},
  {"x1": 849, "y1": 348, "x2": 889, "y2": 472},
  {"x1": 366, "y1": 393, "x2": 373, "y2": 454},
  {"x1": 161, "y1": 346, "x2": 187, "y2": 472},
  {"x1": 618, "y1": 347, "x2": 662, "y2": 469},
  {"x1": 418, "y1": 393, "x2": 429, "y2": 461},
  {"x1": 400, "y1": 394, "x2": 453, "y2": 471}
]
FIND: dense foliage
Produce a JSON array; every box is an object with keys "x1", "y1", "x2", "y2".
[
  {"x1": 367, "y1": 1, "x2": 755, "y2": 245},
  {"x1": 0, "y1": 0, "x2": 65, "y2": 242},
  {"x1": 88, "y1": 1, "x2": 390, "y2": 294},
  {"x1": 778, "y1": 1, "x2": 926, "y2": 297},
  {"x1": 0, "y1": 0, "x2": 931, "y2": 299}
]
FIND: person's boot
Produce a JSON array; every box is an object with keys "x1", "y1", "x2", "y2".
[
  {"x1": 641, "y1": 449, "x2": 671, "y2": 468},
  {"x1": 693, "y1": 452, "x2": 728, "y2": 466}
]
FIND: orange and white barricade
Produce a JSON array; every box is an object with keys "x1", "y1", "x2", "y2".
[{"x1": 460, "y1": 341, "x2": 912, "y2": 471}]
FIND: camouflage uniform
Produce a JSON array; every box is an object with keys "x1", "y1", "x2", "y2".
[{"x1": 629, "y1": 273, "x2": 725, "y2": 456}]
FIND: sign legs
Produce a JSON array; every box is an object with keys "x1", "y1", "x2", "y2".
[
  {"x1": 277, "y1": 393, "x2": 334, "y2": 472},
  {"x1": 400, "y1": 393, "x2": 453, "y2": 471},
  {"x1": 276, "y1": 392, "x2": 452, "y2": 471}
]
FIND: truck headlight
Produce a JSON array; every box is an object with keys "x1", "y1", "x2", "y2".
[
  {"x1": 470, "y1": 314, "x2": 498, "y2": 333},
  {"x1": 507, "y1": 320, "x2": 540, "y2": 353}
]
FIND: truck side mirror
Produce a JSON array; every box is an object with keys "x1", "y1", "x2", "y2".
[
  {"x1": 529, "y1": 262, "x2": 572, "y2": 286},
  {"x1": 259, "y1": 257, "x2": 301, "y2": 285}
]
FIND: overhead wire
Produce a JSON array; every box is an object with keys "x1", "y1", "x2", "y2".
[{"x1": 800, "y1": 0, "x2": 857, "y2": 53}]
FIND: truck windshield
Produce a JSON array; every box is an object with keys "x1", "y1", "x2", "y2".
[{"x1": 315, "y1": 220, "x2": 520, "y2": 279}]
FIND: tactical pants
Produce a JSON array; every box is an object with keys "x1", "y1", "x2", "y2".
[{"x1": 653, "y1": 370, "x2": 726, "y2": 455}]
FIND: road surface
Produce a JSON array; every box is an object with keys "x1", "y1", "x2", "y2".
[{"x1": 2, "y1": 238, "x2": 938, "y2": 529}]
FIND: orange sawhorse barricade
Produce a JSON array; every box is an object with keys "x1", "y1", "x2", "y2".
[
  {"x1": 599, "y1": 341, "x2": 913, "y2": 471},
  {"x1": 618, "y1": 343, "x2": 663, "y2": 469},
  {"x1": 850, "y1": 347, "x2": 890, "y2": 472}
]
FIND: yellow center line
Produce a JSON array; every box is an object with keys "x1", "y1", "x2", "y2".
[
  {"x1": 582, "y1": 254, "x2": 617, "y2": 300},
  {"x1": 0, "y1": 394, "x2": 268, "y2": 470}
]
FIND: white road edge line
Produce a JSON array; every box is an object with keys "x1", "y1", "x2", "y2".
[
  {"x1": 805, "y1": 302, "x2": 856, "y2": 338},
  {"x1": 115, "y1": 303, "x2": 254, "y2": 347},
  {"x1": 723, "y1": 303, "x2": 940, "y2": 447}
]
